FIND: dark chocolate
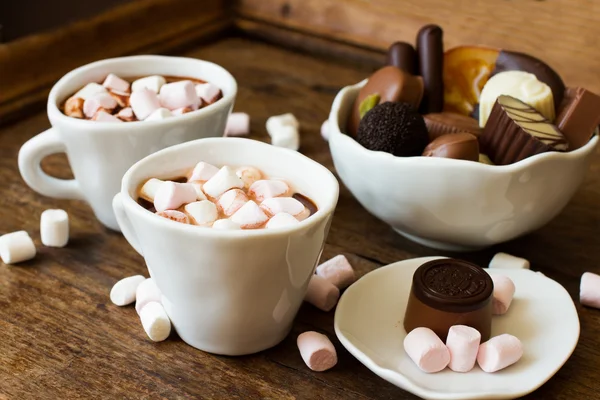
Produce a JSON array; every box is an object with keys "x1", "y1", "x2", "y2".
[
  {"x1": 386, "y1": 41, "x2": 417, "y2": 74},
  {"x1": 422, "y1": 132, "x2": 479, "y2": 161},
  {"x1": 424, "y1": 112, "x2": 482, "y2": 141},
  {"x1": 416, "y1": 24, "x2": 444, "y2": 114},
  {"x1": 555, "y1": 87, "x2": 600, "y2": 150},
  {"x1": 293, "y1": 193, "x2": 318, "y2": 216}
]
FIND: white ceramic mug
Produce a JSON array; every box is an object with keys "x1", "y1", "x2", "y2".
[
  {"x1": 18, "y1": 55, "x2": 237, "y2": 231},
  {"x1": 112, "y1": 137, "x2": 339, "y2": 355}
]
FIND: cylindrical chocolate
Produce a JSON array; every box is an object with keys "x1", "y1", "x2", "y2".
[
  {"x1": 404, "y1": 259, "x2": 493, "y2": 342},
  {"x1": 416, "y1": 24, "x2": 444, "y2": 114},
  {"x1": 386, "y1": 41, "x2": 417, "y2": 75}
]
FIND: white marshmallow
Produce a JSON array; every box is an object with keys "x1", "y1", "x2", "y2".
[
  {"x1": 140, "y1": 178, "x2": 164, "y2": 202},
  {"x1": 131, "y1": 75, "x2": 166, "y2": 93},
  {"x1": 304, "y1": 275, "x2": 339, "y2": 312},
  {"x1": 0, "y1": 231, "x2": 36, "y2": 265},
  {"x1": 266, "y1": 213, "x2": 299, "y2": 229},
  {"x1": 489, "y1": 252, "x2": 530, "y2": 270},
  {"x1": 580, "y1": 272, "x2": 600, "y2": 308},
  {"x1": 271, "y1": 125, "x2": 300, "y2": 151},
  {"x1": 135, "y1": 278, "x2": 162, "y2": 314},
  {"x1": 315, "y1": 255, "x2": 355, "y2": 289},
  {"x1": 130, "y1": 88, "x2": 161, "y2": 120},
  {"x1": 230, "y1": 200, "x2": 269, "y2": 229},
  {"x1": 83, "y1": 92, "x2": 118, "y2": 118},
  {"x1": 266, "y1": 113, "x2": 299, "y2": 134},
  {"x1": 188, "y1": 161, "x2": 219, "y2": 182},
  {"x1": 261, "y1": 197, "x2": 308, "y2": 220},
  {"x1": 249, "y1": 179, "x2": 289, "y2": 202},
  {"x1": 297, "y1": 331, "x2": 338, "y2": 372},
  {"x1": 117, "y1": 107, "x2": 135, "y2": 122},
  {"x1": 225, "y1": 112, "x2": 250, "y2": 136},
  {"x1": 321, "y1": 120, "x2": 330, "y2": 141},
  {"x1": 404, "y1": 327, "x2": 450, "y2": 373},
  {"x1": 491, "y1": 275, "x2": 516, "y2": 315},
  {"x1": 212, "y1": 219, "x2": 241, "y2": 230},
  {"x1": 153, "y1": 181, "x2": 198, "y2": 212},
  {"x1": 203, "y1": 166, "x2": 244, "y2": 198},
  {"x1": 92, "y1": 110, "x2": 123, "y2": 123},
  {"x1": 102, "y1": 73, "x2": 130, "y2": 93},
  {"x1": 190, "y1": 182, "x2": 207, "y2": 200},
  {"x1": 156, "y1": 210, "x2": 189, "y2": 224},
  {"x1": 109, "y1": 91, "x2": 130, "y2": 108},
  {"x1": 110, "y1": 275, "x2": 145, "y2": 306},
  {"x1": 185, "y1": 200, "x2": 218, "y2": 226},
  {"x1": 40, "y1": 209, "x2": 69, "y2": 248},
  {"x1": 139, "y1": 301, "x2": 171, "y2": 342},
  {"x1": 145, "y1": 107, "x2": 173, "y2": 121},
  {"x1": 477, "y1": 334, "x2": 523, "y2": 373},
  {"x1": 172, "y1": 106, "x2": 193, "y2": 115},
  {"x1": 236, "y1": 166, "x2": 262, "y2": 189},
  {"x1": 446, "y1": 325, "x2": 481, "y2": 372},
  {"x1": 159, "y1": 80, "x2": 200, "y2": 111},
  {"x1": 74, "y1": 82, "x2": 108, "y2": 100},
  {"x1": 218, "y1": 189, "x2": 248, "y2": 217},
  {"x1": 195, "y1": 83, "x2": 221, "y2": 104}
]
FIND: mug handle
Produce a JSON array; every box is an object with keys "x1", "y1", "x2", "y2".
[
  {"x1": 112, "y1": 193, "x2": 144, "y2": 256},
  {"x1": 18, "y1": 128, "x2": 84, "y2": 201}
]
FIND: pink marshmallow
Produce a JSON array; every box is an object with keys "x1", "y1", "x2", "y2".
[
  {"x1": 445, "y1": 325, "x2": 481, "y2": 372},
  {"x1": 260, "y1": 197, "x2": 307, "y2": 220},
  {"x1": 218, "y1": 189, "x2": 249, "y2": 217},
  {"x1": 297, "y1": 331, "x2": 338, "y2": 372},
  {"x1": 92, "y1": 111, "x2": 122, "y2": 123},
  {"x1": 315, "y1": 255, "x2": 356, "y2": 289},
  {"x1": 130, "y1": 88, "x2": 161, "y2": 120},
  {"x1": 580, "y1": 272, "x2": 600, "y2": 308},
  {"x1": 188, "y1": 161, "x2": 219, "y2": 182},
  {"x1": 477, "y1": 334, "x2": 523, "y2": 373},
  {"x1": 492, "y1": 275, "x2": 516, "y2": 315},
  {"x1": 102, "y1": 73, "x2": 130, "y2": 93},
  {"x1": 404, "y1": 327, "x2": 450, "y2": 373},
  {"x1": 195, "y1": 83, "x2": 221, "y2": 104},
  {"x1": 159, "y1": 80, "x2": 200, "y2": 111},
  {"x1": 83, "y1": 92, "x2": 117, "y2": 118},
  {"x1": 156, "y1": 210, "x2": 189, "y2": 224},
  {"x1": 249, "y1": 180, "x2": 290, "y2": 202},
  {"x1": 116, "y1": 107, "x2": 135, "y2": 122},
  {"x1": 225, "y1": 112, "x2": 250, "y2": 136},
  {"x1": 304, "y1": 275, "x2": 339, "y2": 312},
  {"x1": 229, "y1": 200, "x2": 269, "y2": 229},
  {"x1": 153, "y1": 182, "x2": 198, "y2": 212}
]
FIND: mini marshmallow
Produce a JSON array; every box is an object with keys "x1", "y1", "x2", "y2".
[
  {"x1": 230, "y1": 200, "x2": 269, "y2": 229},
  {"x1": 266, "y1": 113, "x2": 299, "y2": 134},
  {"x1": 140, "y1": 178, "x2": 164, "y2": 202},
  {"x1": 132, "y1": 75, "x2": 166, "y2": 93},
  {"x1": 297, "y1": 331, "x2": 338, "y2": 372},
  {"x1": 0, "y1": 231, "x2": 36, "y2": 264},
  {"x1": 185, "y1": 200, "x2": 218, "y2": 226},
  {"x1": 580, "y1": 272, "x2": 600, "y2": 308},
  {"x1": 212, "y1": 219, "x2": 241, "y2": 230},
  {"x1": 117, "y1": 107, "x2": 136, "y2": 122},
  {"x1": 135, "y1": 278, "x2": 162, "y2": 314},
  {"x1": 145, "y1": 107, "x2": 173, "y2": 121},
  {"x1": 195, "y1": 83, "x2": 221, "y2": 104},
  {"x1": 139, "y1": 301, "x2": 171, "y2": 342},
  {"x1": 260, "y1": 197, "x2": 308, "y2": 220},
  {"x1": 321, "y1": 120, "x2": 330, "y2": 141},
  {"x1": 477, "y1": 334, "x2": 523, "y2": 373},
  {"x1": 188, "y1": 161, "x2": 219, "y2": 182},
  {"x1": 304, "y1": 275, "x2": 340, "y2": 312},
  {"x1": 109, "y1": 91, "x2": 130, "y2": 108},
  {"x1": 110, "y1": 275, "x2": 145, "y2": 306},
  {"x1": 203, "y1": 166, "x2": 244, "y2": 198},
  {"x1": 225, "y1": 112, "x2": 250, "y2": 136},
  {"x1": 83, "y1": 92, "x2": 118, "y2": 118},
  {"x1": 236, "y1": 166, "x2": 262, "y2": 189},
  {"x1": 130, "y1": 88, "x2": 161, "y2": 120},
  {"x1": 40, "y1": 209, "x2": 69, "y2": 248},
  {"x1": 315, "y1": 255, "x2": 355, "y2": 289},
  {"x1": 271, "y1": 125, "x2": 300, "y2": 151},
  {"x1": 159, "y1": 80, "x2": 200, "y2": 111},
  {"x1": 249, "y1": 180, "x2": 289, "y2": 202},
  {"x1": 64, "y1": 97, "x2": 84, "y2": 118},
  {"x1": 74, "y1": 82, "x2": 108, "y2": 100},
  {"x1": 266, "y1": 213, "x2": 299, "y2": 229},
  {"x1": 445, "y1": 325, "x2": 481, "y2": 372},
  {"x1": 153, "y1": 181, "x2": 198, "y2": 212},
  {"x1": 491, "y1": 275, "x2": 516, "y2": 315},
  {"x1": 489, "y1": 252, "x2": 530, "y2": 270},
  {"x1": 218, "y1": 189, "x2": 249, "y2": 216},
  {"x1": 156, "y1": 210, "x2": 189, "y2": 224},
  {"x1": 190, "y1": 182, "x2": 207, "y2": 200},
  {"x1": 92, "y1": 110, "x2": 123, "y2": 123},
  {"x1": 172, "y1": 106, "x2": 193, "y2": 115},
  {"x1": 404, "y1": 327, "x2": 450, "y2": 373},
  {"x1": 102, "y1": 73, "x2": 130, "y2": 93}
]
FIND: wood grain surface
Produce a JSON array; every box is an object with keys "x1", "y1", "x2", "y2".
[{"x1": 1, "y1": 36, "x2": 600, "y2": 399}]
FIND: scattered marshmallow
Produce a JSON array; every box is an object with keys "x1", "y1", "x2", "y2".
[
  {"x1": 132, "y1": 75, "x2": 166, "y2": 93},
  {"x1": 139, "y1": 178, "x2": 164, "y2": 202},
  {"x1": 195, "y1": 83, "x2": 221, "y2": 104},
  {"x1": 271, "y1": 125, "x2": 300, "y2": 151},
  {"x1": 445, "y1": 325, "x2": 481, "y2": 372},
  {"x1": 236, "y1": 166, "x2": 262, "y2": 189},
  {"x1": 304, "y1": 275, "x2": 339, "y2": 312},
  {"x1": 188, "y1": 161, "x2": 219, "y2": 182},
  {"x1": 203, "y1": 166, "x2": 244, "y2": 198},
  {"x1": 260, "y1": 197, "x2": 308, "y2": 220},
  {"x1": 491, "y1": 275, "x2": 516, "y2": 315},
  {"x1": 230, "y1": 200, "x2": 269, "y2": 229},
  {"x1": 40, "y1": 209, "x2": 69, "y2": 248},
  {"x1": 225, "y1": 112, "x2": 250, "y2": 136},
  {"x1": 489, "y1": 252, "x2": 530, "y2": 270},
  {"x1": 0, "y1": 231, "x2": 36, "y2": 265},
  {"x1": 110, "y1": 275, "x2": 146, "y2": 306},
  {"x1": 190, "y1": 182, "x2": 207, "y2": 200},
  {"x1": 218, "y1": 189, "x2": 249, "y2": 217},
  {"x1": 297, "y1": 331, "x2": 338, "y2": 372},
  {"x1": 266, "y1": 213, "x2": 300, "y2": 229},
  {"x1": 145, "y1": 107, "x2": 173, "y2": 121},
  {"x1": 130, "y1": 88, "x2": 161, "y2": 120},
  {"x1": 321, "y1": 120, "x2": 330, "y2": 141},
  {"x1": 74, "y1": 82, "x2": 108, "y2": 100},
  {"x1": 139, "y1": 301, "x2": 171, "y2": 342},
  {"x1": 116, "y1": 107, "x2": 135, "y2": 122},
  {"x1": 249, "y1": 180, "x2": 289, "y2": 202},
  {"x1": 83, "y1": 92, "x2": 118, "y2": 118},
  {"x1": 212, "y1": 219, "x2": 241, "y2": 230},
  {"x1": 184, "y1": 200, "x2": 218, "y2": 226},
  {"x1": 159, "y1": 80, "x2": 200, "y2": 111},
  {"x1": 404, "y1": 327, "x2": 450, "y2": 373},
  {"x1": 102, "y1": 73, "x2": 130, "y2": 93},
  {"x1": 135, "y1": 278, "x2": 162, "y2": 314},
  {"x1": 64, "y1": 97, "x2": 84, "y2": 118},
  {"x1": 156, "y1": 210, "x2": 189, "y2": 224},
  {"x1": 92, "y1": 110, "x2": 123, "y2": 122},
  {"x1": 477, "y1": 334, "x2": 523, "y2": 373},
  {"x1": 315, "y1": 255, "x2": 355, "y2": 290},
  {"x1": 153, "y1": 181, "x2": 198, "y2": 212},
  {"x1": 580, "y1": 272, "x2": 600, "y2": 308},
  {"x1": 266, "y1": 113, "x2": 299, "y2": 133}
]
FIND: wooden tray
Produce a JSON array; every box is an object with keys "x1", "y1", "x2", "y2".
[{"x1": 1, "y1": 1, "x2": 599, "y2": 398}]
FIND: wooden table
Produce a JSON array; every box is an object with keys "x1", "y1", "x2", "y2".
[{"x1": 1, "y1": 31, "x2": 600, "y2": 400}]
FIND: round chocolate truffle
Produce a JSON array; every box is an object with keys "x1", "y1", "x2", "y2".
[
  {"x1": 356, "y1": 102, "x2": 429, "y2": 157},
  {"x1": 404, "y1": 258, "x2": 494, "y2": 341},
  {"x1": 422, "y1": 132, "x2": 479, "y2": 161}
]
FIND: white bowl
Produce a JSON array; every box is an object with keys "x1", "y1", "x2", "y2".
[{"x1": 328, "y1": 80, "x2": 599, "y2": 251}]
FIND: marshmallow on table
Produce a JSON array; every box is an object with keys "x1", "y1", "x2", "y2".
[
  {"x1": 159, "y1": 80, "x2": 200, "y2": 111},
  {"x1": 297, "y1": 331, "x2": 338, "y2": 372},
  {"x1": 271, "y1": 125, "x2": 300, "y2": 151},
  {"x1": 489, "y1": 252, "x2": 530, "y2": 270},
  {"x1": 236, "y1": 166, "x2": 262, "y2": 189},
  {"x1": 83, "y1": 92, "x2": 118, "y2": 118},
  {"x1": 145, "y1": 108, "x2": 173, "y2": 121},
  {"x1": 195, "y1": 83, "x2": 221, "y2": 104},
  {"x1": 135, "y1": 278, "x2": 163, "y2": 314},
  {"x1": 130, "y1": 88, "x2": 161, "y2": 120},
  {"x1": 266, "y1": 213, "x2": 300, "y2": 229},
  {"x1": 153, "y1": 181, "x2": 198, "y2": 212},
  {"x1": 184, "y1": 200, "x2": 218, "y2": 226},
  {"x1": 249, "y1": 180, "x2": 289, "y2": 202},
  {"x1": 131, "y1": 75, "x2": 166, "y2": 93},
  {"x1": 321, "y1": 120, "x2": 330, "y2": 141},
  {"x1": 92, "y1": 111, "x2": 123, "y2": 123},
  {"x1": 103, "y1": 73, "x2": 130, "y2": 93},
  {"x1": 212, "y1": 219, "x2": 241, "y2": 230},
  {"x1": 225, "y1": 112, "x2": 250, "y2": 136},
  {"x1": 230, "y1": 200, "x2": 269, "y2": 229},
  {"x1": 580, "y1": 272, "x2": 600, "y2": 308},
  {"x1": 117, "y1": 107, "x2": 136, "y2": 122},
  {"x1": 40, "y1": 209, "x2": 69, "y2": 248},
  {"x1": 445, "y1": 325, "x2": 481, "y2": 372},
  {"x1": 189, "y1": 161, "x2": 220, "y2": 182},
  {"x1": 491, "y1": 275, "x2": 516, "y2": 315},
  {"x1": 203, "y1": 166, "x2": 244, "y2": 198},
  {"x1": 156, "y1": 210, "x2": 190, "y2": 224},
  {"x1": 261, "y1": 197, "x2": 308, "y2": 220},
  {"x1": 139, "y1": 301, "x2": 171, "y2": 342},
  {"x1": 74, "y1": 82, "x2": 108, "y2": 100},
  {"x1": 266, "y1": 113, "x2": 299, "y2": 133},
  {"x1": 304, "y1": 275, "x2": 340, "y2": 312},
  {"x1": 404, "y1": 327, "x2": 450, "y2": 373},
  {"x1": 0, "y1": 231, "x2": 36, "y2": 265},
  {"x1": 315, "y1": 255, "x2": 356, "y2": 290},
  {"x1": 139, "y1": 178, "x2": 164, "y2": 202},
  {"x1": 477, "y1": 334, "x2": 523, "y2": 373},
  {"x1": 110, "y1": 275, "x2": 146, "y2": 306},
  {"x1": 64, "y1": 97, "x2": 84, "y2": 118},
  {"x1": 218, "y1": 189, "x2": 249, "y2": 216}
]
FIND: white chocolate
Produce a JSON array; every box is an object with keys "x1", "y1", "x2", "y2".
[
  {"x1": 110, "y1": 275, "x2": 146, "y2": 306},
  {"x1": 135, "y1": 278, "x2": 163, "y2": 314},
  {"x1": 0, "y1": 231, "x2": 36, "y2": 265},
  {"x1": 139, "y1": 301, "x2": 172, "y2": 342},
  {"x1": 297, "y1": 331, "x2": 338, "y2": 372},
  {"x1": 40, "y1": 209, "x2": 69, "y2": 248}
]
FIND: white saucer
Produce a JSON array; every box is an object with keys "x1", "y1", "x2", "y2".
[{"x1": 334, "y1": 257, "x2": 580, "y2": 400}]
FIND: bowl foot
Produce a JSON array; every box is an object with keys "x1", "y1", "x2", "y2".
[{"x1": 392, "y1": 228, "x2": 487, "y2": 252}]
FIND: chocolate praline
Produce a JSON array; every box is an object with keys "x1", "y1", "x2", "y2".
[{"x1": 404, "y1": 259, "x2": 494, "y2": 341}]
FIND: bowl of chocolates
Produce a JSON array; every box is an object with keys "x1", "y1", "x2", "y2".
[{"x1": 328, "y1": 25, "x2": 599, "y2": 251}]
